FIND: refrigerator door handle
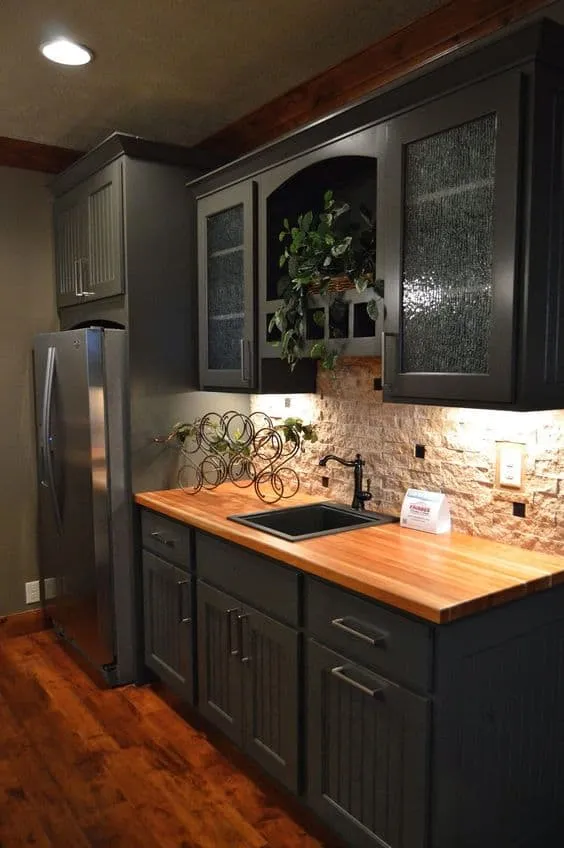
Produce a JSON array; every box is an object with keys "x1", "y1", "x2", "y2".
[{"x1": 40, "y1": 346, "x2": 62, "y2": 535}]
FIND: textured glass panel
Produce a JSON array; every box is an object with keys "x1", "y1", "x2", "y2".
[
  {"x1": 208, "y1": 205, "x2": 244, "y2": 254},
  {"x1": 207, "y1": 251, "x2": 244, "y2": 317},
  {"x1": 208, "y1": 316, "x2": 243, "y2": 370},
  {"x1": 402, "y1": 114, "x2": 496, "y2": 374}
]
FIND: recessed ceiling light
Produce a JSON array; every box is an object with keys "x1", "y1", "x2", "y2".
[{"x1": 40, "y1": 38, "x2": 93, "y2": 66}]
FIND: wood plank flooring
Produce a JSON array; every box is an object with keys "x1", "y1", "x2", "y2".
[{"x1": 0, "y1": 631, "x2": 334, "y2": 848}]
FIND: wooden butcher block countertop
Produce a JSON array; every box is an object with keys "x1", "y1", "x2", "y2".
[{"x1": 135, "y1": 484, "x2": 564, "y2": 625}]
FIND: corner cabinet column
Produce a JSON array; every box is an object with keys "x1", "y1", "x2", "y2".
[
  {"x1": 197, "y1": 181, "x2": 257, "y2": 390},
  {"x1": 380, "y1": 72, "x2": 522, "y2": 405}
]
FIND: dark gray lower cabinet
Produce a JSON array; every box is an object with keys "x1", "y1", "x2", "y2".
[
  {"x1": 197, "y1": 581, "x2": 244, "y2": 745},
  {"x1": 197, "y1": 580, "x2": 299, "y2": 791},
  {"x1": 307, "y1": 639, "x2": 429, "y2": 848},
  {"x1": 142, "y1": 551, "x2": 194, "y2": 702}
]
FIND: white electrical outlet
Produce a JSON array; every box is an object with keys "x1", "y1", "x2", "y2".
[
  {"x1": 496, "y1": 442, "x2": 524, "y2": 489},
  {"x1": 44, "y1": 577, "x2": 57, "y2": 600},
  {"x1": 25, "y1": 580, "x2": 41, "y2": 605}
]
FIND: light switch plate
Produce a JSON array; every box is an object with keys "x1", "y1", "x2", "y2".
[
  {"x1": 25, "y1": 580, "x2": 40, "y2": 605},
  {"x1": 496, "y1": 442, "x2": 525, "y2": 490}
]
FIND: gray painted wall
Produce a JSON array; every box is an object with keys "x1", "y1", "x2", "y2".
[{"x1": 0, "y1": 167, "x2": 57, "y2": 616}]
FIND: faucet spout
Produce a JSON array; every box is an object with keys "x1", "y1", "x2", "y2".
[{"x1": 318, "y1": 452, "x2": 372, "y2": 511}]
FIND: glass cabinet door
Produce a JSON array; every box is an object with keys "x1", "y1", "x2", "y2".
[
  {"x1": 197, "y1": 182, "x2": 256, "y2": 389},
  {"x1": 380, "y1": 72, "x2": 522, "y2": 404}
]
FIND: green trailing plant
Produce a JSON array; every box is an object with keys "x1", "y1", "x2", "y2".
[{"x1": 269, "y1": 190, "x2": 384, "y2": 370}]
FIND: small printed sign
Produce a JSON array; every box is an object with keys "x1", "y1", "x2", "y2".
[{"x1": 400, "y1": 489, "x2": 451, "y2": 534}]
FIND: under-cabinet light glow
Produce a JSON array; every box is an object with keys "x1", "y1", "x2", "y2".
[{"x1": 40, "y1": 38, "x2": 93, "y2": 66}]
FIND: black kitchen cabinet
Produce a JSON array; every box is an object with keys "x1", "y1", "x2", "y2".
[
  {"x1": 260, "y1": 128, "x2": 384, "y2": 365},
  {"x1": 197, "y1": 579, "x2": 300, "y2": 791},
  {"x1": 307, "y1": 639, "x2": 429, "y2": 848},
  {"x1": 379, "y1": 73, "x2": 521, "y2": 406},
  {"x1": 197, "y1": 182, "x2": 257, "y2": 389},
  {"x1": 54, "y1": 160, "x2": 124, "y2": 307},
  {"x1": 142, "y1": 550, "x2": 194, "y2": 702},
  {"x1": 197, "y1": 580, "x2": 244, "y2": 744},
  {"x1": 189, "y1": 20, "x2": 564, "y2": 408}
]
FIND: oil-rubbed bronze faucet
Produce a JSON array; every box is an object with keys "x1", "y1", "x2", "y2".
[{"x1": 318, "y1": 452, "x2": 372, "y2": 511}]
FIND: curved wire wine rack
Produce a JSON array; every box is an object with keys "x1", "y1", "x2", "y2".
[{"x1": 169, "y1": 411, "x2": 305, "y2": 504}]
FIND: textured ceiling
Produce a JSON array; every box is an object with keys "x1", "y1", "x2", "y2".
[{"x1": 0, "y1": 0, "x2": 452, "y2": 150}]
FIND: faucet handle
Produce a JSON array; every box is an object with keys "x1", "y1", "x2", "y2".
[{"x1": 366, "y1": 477, "x2": 371, "y2": 492}]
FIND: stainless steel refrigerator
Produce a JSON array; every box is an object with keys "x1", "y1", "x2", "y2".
[{"x1": 33, "y1": 327, "x2": 137, "y2": 686}]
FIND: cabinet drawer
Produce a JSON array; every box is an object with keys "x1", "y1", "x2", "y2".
[
  {"x1": 141, "y1": 509, "x2": 193, "y2": 570},
  {"x1": 196, "y1": 533, "x2": 299, "y2": 627},
  {"x1": 306, "y1": 577, "x2": 432, "y2": 691}
]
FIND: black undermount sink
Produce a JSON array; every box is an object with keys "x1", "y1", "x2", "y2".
[{"x1": 228, "y1": 502, "x2": 398, "y2": 542}]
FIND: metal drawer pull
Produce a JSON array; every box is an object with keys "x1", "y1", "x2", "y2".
[
  {"x1": 226, "y1": 608, "x2": 239, "y2": 655},
  {"x1": 331, "y1": 617, "x2": 387, "y2": 646},
  {"x1": 150, "y1": 530, "x2": 175, "y2": 548},
  {"x1": 331, "y1": 666, "x2": 388, "y2": 698},
  {"x1": 177, "y1": 579, "x2": 191, "y2": 624},
  {"x1": 237, "y1": 613, "x2": 251, "y2": 664}
]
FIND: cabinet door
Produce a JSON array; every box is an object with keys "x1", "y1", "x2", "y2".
[
  {"x1": 198, "y1": 182, "x2": 256, "y2": 389},
  {"x1": 241, "y1": 607, "x2": 299, "y2": 792},
  {"x1": 54, "y1": 186, "x2": 84, "y2": 308},
  {"x1": 142, "y1": 551, "x2": 194, "y2": 703},
  {"x1": 197, "y1": 581, "x2": 244, "y2": 745},
  {"x1": 307, "y1": 640, "x2": 429, "y2": 848},
  {"x1": 82, "y1": 160, "x2": 125, "y2": 302},
  {"x1": 380, "y1": 73, "x2": 521, "y2": 405}
]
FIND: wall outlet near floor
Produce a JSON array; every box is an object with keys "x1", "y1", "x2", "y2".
[
  {"x1": 44, "y1": 577, "x2": 57, "y2": 600},
  {"x1": 25, "y1": 580, "x2": 41, "y2": 604},
  {"x1": 495, "y1": 441, "x2": 525, "y2": 489}
]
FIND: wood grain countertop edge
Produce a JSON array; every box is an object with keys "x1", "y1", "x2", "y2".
[{"x1": 134, "y1": 488, "x2": 564, "y2": 625}]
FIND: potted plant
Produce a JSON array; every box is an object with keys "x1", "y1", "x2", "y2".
[{"x1": 269, "y1": 190, "x2": 384, "y2": 370}]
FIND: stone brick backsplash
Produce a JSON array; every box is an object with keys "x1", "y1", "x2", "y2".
[{"x1": 251, "y1": 359, "x2": 564, "y2": 556}]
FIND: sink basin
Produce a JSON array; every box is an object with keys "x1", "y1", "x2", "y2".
[{"x1": 228, "y1": 502, "x2": 398, "y2": 542}]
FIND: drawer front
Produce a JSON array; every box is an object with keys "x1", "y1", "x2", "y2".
[
  {"x1": 141, "y1": 509, "x2": 193, "y2": 570},
  {"x1": 306, "y1": 577, "x2": 432, "y2": 691},
  {"x1": 196, "y1": 532, "x2": 299, "y2": 627}
]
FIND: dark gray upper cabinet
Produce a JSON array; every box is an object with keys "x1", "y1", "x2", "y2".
[
  {"x1": 189, "y1": 20, "x2": 564, "y2": 408},
  {"x1": 142, "y1": 550, "x2": 194, "y2": 703},
  {"x1": 307, "y1": 639, "x2": 429, "y2": 848},
  {"x1": 259, "y1": 128, "x2": 385, "y2": 364},
  {"x1": 197, "y1": 579, "x2": 300, "y2": 792},
  {"x1": 380, "y1": 73, "x2": 521, "y2": 406},
  {"x1": 54, "y1": 160, "x2": 124, "y2": 307},
  {"x1": 197, "y1": 182, "x2": 257, "y2": 390}
]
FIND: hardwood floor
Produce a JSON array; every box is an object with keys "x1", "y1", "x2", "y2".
[{"x1": 0, "y1": 631, "x2": 335, "y2": 848}]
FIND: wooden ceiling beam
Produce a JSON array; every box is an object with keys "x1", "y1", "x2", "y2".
[
  {"x1": 197, "y1": 0, "x2": 556, "y2": 158},
  {"x1": 0, "y1": 136, "x2": 82, "y2": 174}
]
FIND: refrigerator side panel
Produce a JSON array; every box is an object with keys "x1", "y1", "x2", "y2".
[{"x1": 103, "y1": 329, "x2": 137, "y2": 684}]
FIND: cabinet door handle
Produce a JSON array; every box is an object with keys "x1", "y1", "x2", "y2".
[
  {"x1": 381, "y1": 331, "x2": 398, "y2": 391},
  {"x1": 80, "y1": 258, "x2": 95, "y2": 297},
  {"x1": 331, "y1": 665, "x2": 388, "y2": 698},
  {"x1": 150, "y1": 530, "x2": 175, "y2": 548},
  {"x1": 177, "y1": 579, "x2": 191, "y2": 624},
  {"x1": 237, "y1": 613, "x2": 251, "y2": 663},
  {"x1": 331, "y1": 617, "x2": 387, "y2": 646},
  {"x1": 73, "y1": 260, "x2": 81, "y2": 297},
  {"x1": 226, "y1": 608, "x2": 239, "y2": 655},
  {"x1": 240, "y1": 339, "x2": 248, "y2": 383}
]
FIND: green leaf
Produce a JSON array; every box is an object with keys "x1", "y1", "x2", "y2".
[
  {"x1": 366, "y1": 298, "x2": 379, "y2": 321},
  {"x1": 283, "y1": 217, "x2": 289, "y2": 230},
  {"x1": 354, "y1": 276, "x2": 368, "y2": 293},
  {"x1": 278, "y1": 253, "x2": 286, "y2": 268},
  {"x1": 309, "y1": 341, "x2": 326, "y2": 360},
  {"x1": 278, "y1": 231, "x2": 286, "y2": 242},
  {"x1": 321, "y1": 351, "x2": 339, "y2": 370},
  {"x1": 331, "y1": 235, "x2": 352, "y2": 257},
  {"x1": 302, "y1": 210, "x2": 313, "y2": 232},
  {"x1": 312, "y1": 309, "x2": 325, "y2": 327},
  {"x1": 323, "y1": 189, "x2": 333, "y2": 206}
]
